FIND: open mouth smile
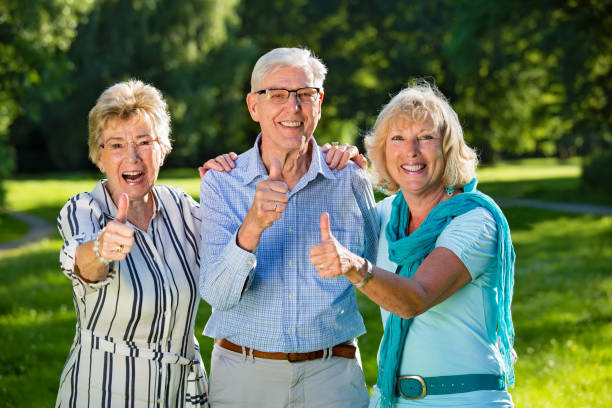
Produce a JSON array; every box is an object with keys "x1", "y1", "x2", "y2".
[{"x1": 122, "y1": 171, "x2": 145, "y2": 184}]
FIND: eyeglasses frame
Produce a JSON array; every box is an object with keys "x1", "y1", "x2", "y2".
[{"x1": 254, "y1": 87, "x2": 322, "y2": 104}]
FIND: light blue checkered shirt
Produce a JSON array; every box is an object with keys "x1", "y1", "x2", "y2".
[{"x1": 199, "y1": 135, "x2": 379, "y2": 353}]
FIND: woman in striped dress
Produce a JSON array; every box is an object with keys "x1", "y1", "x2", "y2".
[{"x1": 55, "y1": 80, "x2": 208, "y2": 407}]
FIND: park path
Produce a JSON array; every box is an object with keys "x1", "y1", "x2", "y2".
[
  {"x1": 0, "y1": 210, "x2": 56, "y2": 254},
  {"x1": 1, "y1": 199, "x2": 611, "y2": 253},
  {"x1": 496, "y1": 199, "x2": 612, "y2": 216}
]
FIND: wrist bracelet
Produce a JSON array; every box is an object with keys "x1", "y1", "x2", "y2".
[
  {"x1": 93, "y1": 226, "x2": 112, "y2": 265},
  {"x1": 353, "y1": 259, "x2": 374, "y2": 288}
]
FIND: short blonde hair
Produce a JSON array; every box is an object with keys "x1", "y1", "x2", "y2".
[
  {"x1": 364, "y1": 81, "x2": 478, "y2": 194},
  {"x1": 250, "y1": 47, "x2": 327, "y2": 92},
  {"x1": 88, "y1": 79, "x2": 172, "y2": 164}
]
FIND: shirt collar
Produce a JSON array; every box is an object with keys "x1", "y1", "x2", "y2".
[{"x1": 242, "y1": 133, "x2": 336, "y2": 187}]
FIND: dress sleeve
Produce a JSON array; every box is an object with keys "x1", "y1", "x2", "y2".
[
  {"x1": 435, "y1": 207, "x2": 498, "y2": 281},
  {"x1": 57, "y1": 193, "x2": 116, "y2": 296}
]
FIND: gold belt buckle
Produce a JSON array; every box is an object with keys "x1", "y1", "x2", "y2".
[{"x1": 397, "y1": 375, "x2": 427, "y2": 399}]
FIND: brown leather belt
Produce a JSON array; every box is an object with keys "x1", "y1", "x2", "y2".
[{"x1": 215, "y1": 338, "x2": 356, "y2": 362}]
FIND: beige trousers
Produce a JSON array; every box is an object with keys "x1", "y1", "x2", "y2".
[{"x1": 208, "y1": 343, "x2": 370, "y2": 408}]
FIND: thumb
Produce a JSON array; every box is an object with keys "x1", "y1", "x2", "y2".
[
  {"x1": 115, "y1": 193, "x2": 129, "y2": 224},
  {"x1": 269, "y1": 157, "x2": 282, "y2": 181},
  {"x1": 198, "y1": 166, "x2": 206, "y2": 179},
  {"x1": 320, "y1": 212, "x2": 333, "y2": 241}
]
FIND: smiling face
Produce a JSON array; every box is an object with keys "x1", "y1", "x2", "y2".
[
  {"x1": 96, "y1": 116, "x2": 165, "y2": 204},
  {"x1": 246, "y1": 65, "x2": 323, "y2": 155},
  {"x1": 385, "y1": 115, "x2": 446, "y2": 201}
]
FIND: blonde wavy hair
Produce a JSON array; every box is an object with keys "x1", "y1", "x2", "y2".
[
  {"x1": 364, "y1": 81, "x2": 478, "y2": 194},
  {"x1": 88, "y1": 79, "x2": 172, "y2": 165}
]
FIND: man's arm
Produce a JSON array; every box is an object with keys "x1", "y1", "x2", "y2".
[
  {"x1": 199, "y1": 172, "x2": 257, "y2": 311},
  {"x1": 351, "y1": 167, "x2": 380, "y2": 261},
  {"x1": 199, "y1": 159, "x2": 290, "y2": 310}
]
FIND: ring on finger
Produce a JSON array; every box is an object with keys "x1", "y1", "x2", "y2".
[
  {"x1": 318, "y1": 264, "x2": 325, "y2": 270},
  {"x1": 273, "y1": 202, "x2": 278, "y2": 212},
  {"x1": 115, "y1": 244, "x2": 123, "y2": 253},
  {"x1": 331, "y1": 141, "x2": 338, "y2": 147}
]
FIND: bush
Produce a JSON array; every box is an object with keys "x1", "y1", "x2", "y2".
[
  {"x1": 0, "y1": 134, "x2": 15, "y2": 213},
  {"x1": 581, "y1": 150, "x2": 612, "y2": 191}
]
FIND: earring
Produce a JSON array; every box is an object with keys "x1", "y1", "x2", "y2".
[{"x1": 445, "y1": 186, "x2": 455, "y2": 196}]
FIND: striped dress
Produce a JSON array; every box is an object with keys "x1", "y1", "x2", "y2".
[{"x1": 55, "y1": 181, "x2": 208, "y2": 408}]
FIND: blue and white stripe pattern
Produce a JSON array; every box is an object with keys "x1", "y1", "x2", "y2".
[
  {"x1": 199, "y1": 136, "x2": 379, "y2": 353},
  {"x1": 55, "y1": 181, "x2": 208, "y2": 407}
]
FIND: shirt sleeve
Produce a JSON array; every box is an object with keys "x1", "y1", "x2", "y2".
[
  {"x1": 57, "y1": 193, "x2": 117, "y2": 297},
  {"x1": 351, "y1": 166, "x2": 380, "y2": 262},
  {"x1": 435, "y1": 207, "x2": 498, "y2": 281},
  {"x1": 198, "y1": 172, "x2": 257, "y2": 311}
]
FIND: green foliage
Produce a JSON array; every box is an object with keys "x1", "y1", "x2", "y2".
[
  {"x1": 4, "y1": 0, "x2": 612, "y2": 176},
  {"x1": 581, "y1": 149, "x2": 612, "y2": 192},
  {"x1": 0, "y1": 133, "x2": 13, "y2": 211},
  {"x1": 445, "y1": 0, "x2": 612, "y2": 159},
  {"x1": 13, "y1": 0, "x2": 256, "y2": 171},
  {"x1": 0, "y1": 0, "x2": 96, "y2": 209},
  {"x1": 236, "y1": 0, "x2": 611, "y2": 161}
]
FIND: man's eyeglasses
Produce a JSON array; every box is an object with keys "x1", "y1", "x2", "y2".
[
  {"x1": 100, "y1": 137, "x2": 158, "y2": 155},
  {"x1": 255, "y1": 87, "x2": 321, "y2": 104}
]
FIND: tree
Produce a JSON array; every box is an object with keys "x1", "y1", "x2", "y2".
[
  {"x1": 11, "y1": 0, "x2": 256, "y2": 172},
  {"x1": 0, "y1": 0, "x2": 96, "y2": 210},
  {"x1": 239, "y1": 0, "x2": 611, "y2": 161},
  {"x1": 7, "y1": 0, "x2": 610, "y2": 177}
]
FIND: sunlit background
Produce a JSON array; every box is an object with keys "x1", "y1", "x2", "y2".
[{"x1": 0, "y1": 1, "x2": 610, "y2": 407}]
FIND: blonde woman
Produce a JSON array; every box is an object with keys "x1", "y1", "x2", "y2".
[
  {"x1": 310, "y1": 82, "x2": 516, "y2": 407},
  {"x1": 55, "y1": 80, "x2": 208, "y2": 407}
]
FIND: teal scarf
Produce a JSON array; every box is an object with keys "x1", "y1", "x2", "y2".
[{"x1": 376, "y1": 178, "x2": 515, "y2": 407}]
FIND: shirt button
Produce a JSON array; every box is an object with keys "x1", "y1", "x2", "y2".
[
  {"x1": 288, "y1": 294, "x2": 293, "y2": 300},
  {"x1": 286, "y1": 328, "x2": 292, "y2": 334},
  {"x1": 288, "y1": 228, "x2": 293, "y2": 233},
  {"x1": 288, "y1": 261, "x2": 292, "y2": 267}
]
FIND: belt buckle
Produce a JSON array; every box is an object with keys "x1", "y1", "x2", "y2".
[{"x1": 398, "y1": 375, "x2": 427, "y2": 399}]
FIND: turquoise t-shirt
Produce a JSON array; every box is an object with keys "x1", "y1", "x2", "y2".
[{"x1": 369, "y1": 195, "x2": 514, "y2": 407}]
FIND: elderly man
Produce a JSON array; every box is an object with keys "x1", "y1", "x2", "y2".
[{"x1": 199, "y1": 47, "x2": 378, "y2": 407}]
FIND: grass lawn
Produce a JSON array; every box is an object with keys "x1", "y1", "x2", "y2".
[
  {"x1": 1, "y1": 158, "x2": 611, "y2": 406},
  {"x1": 476, "y1": 157, "x2": 612, "y2": 206}
]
